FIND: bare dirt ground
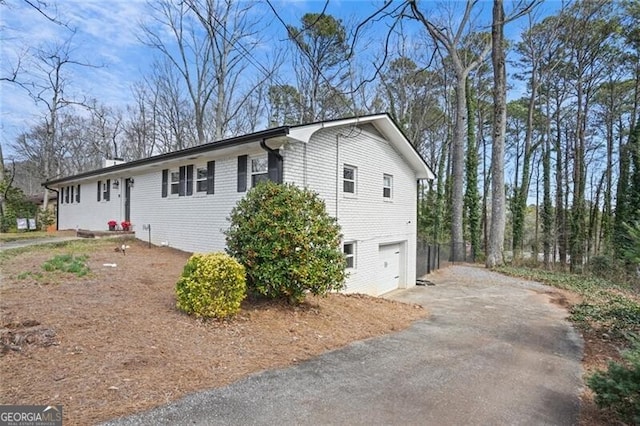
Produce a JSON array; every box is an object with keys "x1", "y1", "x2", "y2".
[{"x1": 0, "y1": 238, "x2": 427, "y2": 425}]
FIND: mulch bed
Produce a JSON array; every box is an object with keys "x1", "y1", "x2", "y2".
[{"x1": 0, "y1": 239, "x2": 427, "y2": 425}]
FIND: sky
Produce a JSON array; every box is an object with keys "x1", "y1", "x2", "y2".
[{"x1": 0, "y1": 0, "x2": 561, "y2": 160}]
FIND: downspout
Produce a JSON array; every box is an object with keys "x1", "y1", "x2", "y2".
[
  {"x1": 335, "y1": 134, "x2": 340, "y2": 218},
  {"x1": 43, "y1": 184, "x2": 59, "y2": 231},
  {"x1": 259, "y1": 139, "x2": 282, "y2": 160}
]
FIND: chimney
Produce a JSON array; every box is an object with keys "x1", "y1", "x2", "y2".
[{"x1": 104, "y1": 157, "x2": 126, "y2": 168}]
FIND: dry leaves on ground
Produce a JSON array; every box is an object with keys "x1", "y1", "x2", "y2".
[{"x1": 0, "y1": 238, "x2": 427, "y2": 425}]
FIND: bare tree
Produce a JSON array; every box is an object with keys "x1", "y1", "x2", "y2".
[
  {"x1": 20, "y1": 36, "x2": 95, "y2": 209},
  {"x1": 141, "y1": 0, "x2": 273, "y2": 144},
  {"x1": 408, "y1": 0, "x2": 492, "y2": 261}
]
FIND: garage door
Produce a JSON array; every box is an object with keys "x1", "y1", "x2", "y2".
[{"x1": 378, "y1": 243, "x2": 401, "y2": 295}]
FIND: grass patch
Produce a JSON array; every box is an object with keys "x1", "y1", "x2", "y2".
[
  {"x1": 42, "y1": 254, "x2": 90, "y2": 277},
  {"x1": 16, "y1": 271, "x2": 44, "y2": 281},
  {"x1": 0, "y1": 238, "x2": 119, "y2": 262},
  {"x1": 495, "y1": 266, "x2": 640, "y2": 343},
  {"x1": 0, "y1": 231, "x2": 55, "y2": 242}
]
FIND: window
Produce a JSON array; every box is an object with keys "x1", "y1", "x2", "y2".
[
  {"x1": 76, "y1": 184, "x2": 81, "y2": 203},
  {"x1": 103, "y1": 179, "x2": 111, "y2": 201},
  {"x1": 196, "y1": 166, "x2": 208, "y2": 192},
  {"x1": 69, "y1": 185, "x2": 74, "y2": 203},
  {"x1": 383, "y1": 174, "x2": 393, "y2": 199},
  {"x1": 251, "y1": 156, "x2": 268, "y2": 187},
  {"x1": 97, "y1": 180, "x2": 102, "y2": 201},
  {"x1": 170, "y1": 171, "x2": 180, "y2": 195},
  {"x1": 164, "y1": 166, "x2": 193, "y2": 196},
  {"x1": 344, "y1": 242, "x2": 356, "y2": 269},
  {"x1": 65, "y1": 186, "x2": 70, "y2": 204},
  {"x1": 343, "y1": 165, "x2": 356, "y2": 194}
]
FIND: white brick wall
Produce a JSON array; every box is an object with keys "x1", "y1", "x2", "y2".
[
  {"x1": 284, "y1": 127, "x2": 418, "y2": 296},
  {"x1": 131, "y1": 155, "x2": 248, "y2": 253},
  {"x1": 54, "y1": 124, "x2": 421, "y2": 296},
  {"x1": 58, "y1": 181, "x2": 124, "y2": 231}
]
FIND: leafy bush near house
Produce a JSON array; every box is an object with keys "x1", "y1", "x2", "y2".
[
  {"x1": 175, "y1": 253, "x2": 246, "y2": 319},
  {"x1": 587, "y1": 338, "x2": 640, "y2": 424},
  {"x1": 0, "y1": 180, "x2": 38, "y2": 232},
  {"x1": 42, "y1": 254, "x2": 90, "y2": 277},
  {"x1": 225, "y1": 182, "x2": 346, "y2": 304},
  {"x1": 37, "y1": 208, "x2": 55, "y2": 231}
]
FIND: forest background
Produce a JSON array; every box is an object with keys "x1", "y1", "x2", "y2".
[{"x1": 1, "y1": 0, "x2": 639, "y2": 271}]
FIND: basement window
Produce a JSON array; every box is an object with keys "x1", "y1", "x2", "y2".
[{"x1": 344, "y1": 242, "x2": 356, "y2": 269}]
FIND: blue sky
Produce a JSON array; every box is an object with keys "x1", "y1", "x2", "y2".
[{"x1": 0, "y1": 0, "x2": 561, "y2": 160}]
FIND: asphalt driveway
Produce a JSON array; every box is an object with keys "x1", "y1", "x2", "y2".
[{"x1": 105, "y1": 265, "x2": 583, "y2": 426}]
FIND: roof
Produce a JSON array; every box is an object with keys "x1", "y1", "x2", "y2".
[{"x1": 43, "y1": 113, "x2": 434, "y2": 186}]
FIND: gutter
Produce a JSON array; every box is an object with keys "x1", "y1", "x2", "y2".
[{"x1": 43, "y1": 184, "x2": 59, "y2": 231}]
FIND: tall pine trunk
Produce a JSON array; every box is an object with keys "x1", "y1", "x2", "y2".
[{"x1": 487, "y1": 0, "x2": 506, "y2": 268}]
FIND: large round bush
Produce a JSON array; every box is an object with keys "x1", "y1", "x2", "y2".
[
  {"x1": 175, "y1": 252, "x2": 246, "y2": 319},
  {"x1": 225, "y1": 182, "x2": 346, "y2": 304}
]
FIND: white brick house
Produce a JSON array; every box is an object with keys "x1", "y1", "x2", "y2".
[{"x1": 45, "y1": 114, "x2": 434, "y2": 296}]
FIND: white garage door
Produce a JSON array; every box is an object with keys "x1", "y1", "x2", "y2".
[{"x1": 378, "y1": 243, "x2": 401, "y2": 295}]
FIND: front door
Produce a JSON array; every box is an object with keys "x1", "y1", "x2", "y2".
[{"x1": 124, "y1": 178, "x2": 132, "y2": 222}]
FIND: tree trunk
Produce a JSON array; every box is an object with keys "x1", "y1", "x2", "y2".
[
  {"x1": 512, "y1": 66, "x2": 538, "y2": 260},
  {"x1": 486, "y1": 0, "x2": 506, "y2": 268},
  {"x1": 542, "y1": 96, "x2": 553, "y2": 268},
  {"x1": 450, "y1": 74, "x2": 468, "y2": 261},
  {"x1": 464, "y1": 78, "x2": 480, "y2": 261},
  {"x1": 554, "y1": 105, "x2": 566, "y2": 266}
]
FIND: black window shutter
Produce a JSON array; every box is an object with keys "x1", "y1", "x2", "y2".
[
  {"x1": 207, "y1": 161, "x2": 215, "y2": 194},
  {"x1": 186, "y1": 164, "x2": 193, "y2": 196},
  {"x1": 97, "y1": 181, "x2": 101, "y2": 201},
  {"x1": 267, "y1": 150, "x2": 283, "y2": 184},
  {"x1": 76, "y1": 184, "x2": 80, "y2": 203},
  {"x1": 105, "y1": 179, "x2": 111, "y2": 201},
  {"x1": 70, "y1": 185, "x2": 74, "y2": 203},
  {"x1": 161, "y1": 169, "x2": 168, "y2": 198},
  {"x1": 237, "y1": 155, "x2": 247, "y2": 192},
  {"x1": 178, "y1": 166, "x2": 186, "y2": 196},
  {"x1": 60, "y1": 187, "x2": 64, "y2": 204}
]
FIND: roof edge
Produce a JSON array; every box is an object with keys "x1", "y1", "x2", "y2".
[{"x1": 43, "y1": 126, "x2": 290, "y2": 186}]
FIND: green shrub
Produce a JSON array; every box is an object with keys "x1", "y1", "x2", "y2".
[
  {"x1": 587, "y1": 338, "x2": 640, "y2": 424},
  {"x1": 42, "y1": 254, "x2": 90, "y2": 277},
  {"x1": 225, "y1": 182, "x2": 346, "y2": 304},
  {"x1": 175, "y1": 253, "x2": 246, "y2": 319},
  {"x1": 37, "y1": 208, "x2": 56, "y2": 230},
  {"x1": 588, "y1": 255, "x2": 614, "y2": 278}
]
